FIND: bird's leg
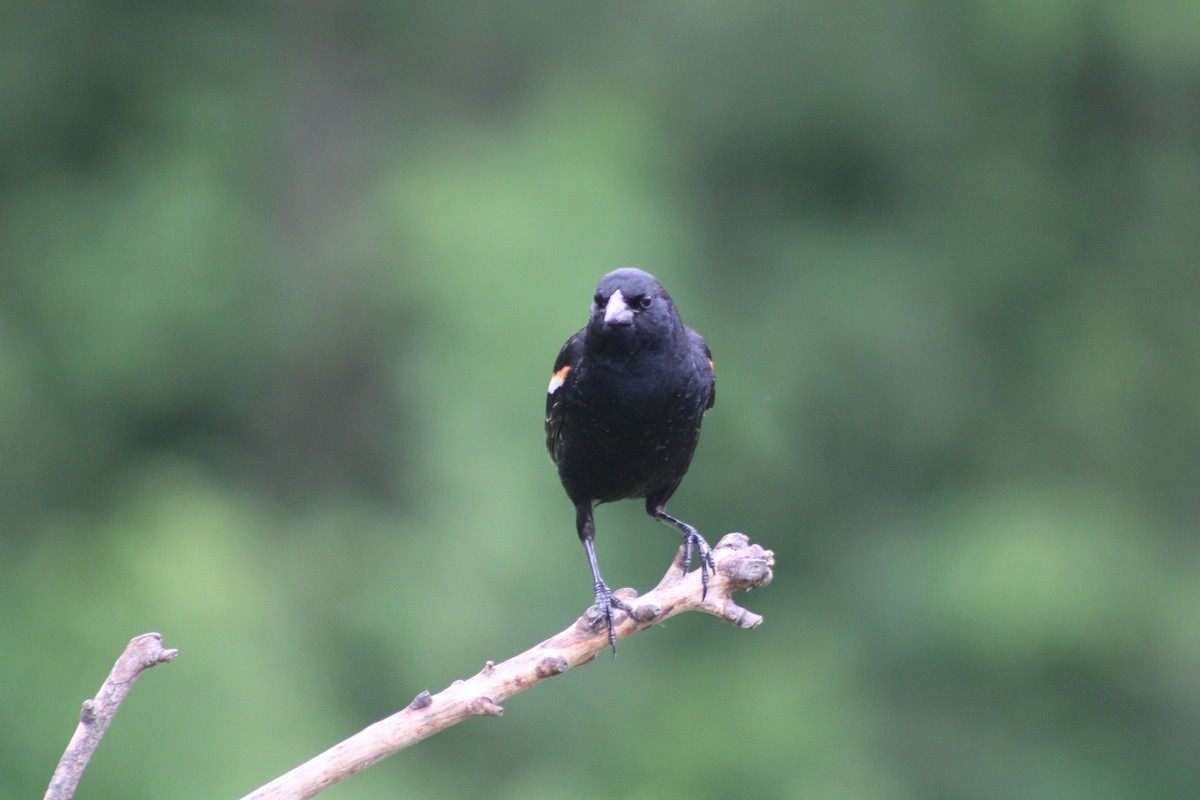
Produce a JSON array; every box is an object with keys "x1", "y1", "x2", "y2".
[
  {"x1": 648, "y1": 502, "x2": 716, "y2": 600},
  {"x1": 577, "y1": 504, "x2": 638, "y2": 654}
]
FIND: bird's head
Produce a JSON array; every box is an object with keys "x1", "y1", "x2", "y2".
[{"x1": 586, "y1": 268, "x2": 681, "y2": 351}]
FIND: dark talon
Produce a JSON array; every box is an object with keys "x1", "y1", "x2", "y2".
[
  {"x1": 594, "y1": 582, "x2": 639, "y2": 654},
  {"x1": 680, "y1": 529, "x2": 716, "y2": 600}
]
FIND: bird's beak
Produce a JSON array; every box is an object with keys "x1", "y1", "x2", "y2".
[{"x1": 603, "y1": 289, "x2": 635, "y2": 326}]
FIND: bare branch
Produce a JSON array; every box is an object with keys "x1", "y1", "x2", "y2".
[
  {"x1": 241, "y1": 533, "x2": 773, "y2": 800},
  {"x1": 43, "y1": 632, "x2": 179, "y2": 800}
]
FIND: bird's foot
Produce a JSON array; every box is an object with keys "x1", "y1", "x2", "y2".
[
  {"x1": 680, "y1": 530, "x2": 717, "y2": 600},
  {"x1": 591, "y1": 582, "x2": 639, "y2": 655}
]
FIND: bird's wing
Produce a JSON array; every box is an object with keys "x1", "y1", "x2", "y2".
[
  {"x1": 689, "y1": 328, "x2": 716, "y2": 411},
  {"x1": 545, "y1": 328, "x2": 586, "y2": 463}
]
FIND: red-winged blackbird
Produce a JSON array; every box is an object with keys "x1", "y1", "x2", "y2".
[{"x1": 546, "y1": 268, "x2": 716, "y2": 652}]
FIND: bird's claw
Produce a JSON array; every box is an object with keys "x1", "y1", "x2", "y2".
[
  {"x1": 593, "y1": 583, "x2": 639, "y2": 654},
  {"x1": 680, "y1": 530, "x2": 716, "y2": 600}
]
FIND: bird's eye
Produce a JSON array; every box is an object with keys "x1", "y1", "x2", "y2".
[
  {"x1": 637, "y1": 295, "x2": 653, "y2": 309},
  {"x1": 594, "y1": 294, "x2": 605, "y2": 308}
]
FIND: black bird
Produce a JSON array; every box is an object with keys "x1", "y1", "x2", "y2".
[{"x1": 546, "y1": 268, "x2": 716, "y2": 652}]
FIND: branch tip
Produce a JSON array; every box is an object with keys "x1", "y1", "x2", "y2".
[
  {"x1": 723, "y1": 602, "x2": 765, "y2": 629},
  {"x1": 44, "y1": 633, "x2": 177, "y2": 800}
]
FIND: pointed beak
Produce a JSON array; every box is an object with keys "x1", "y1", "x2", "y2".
[{"x1": 603, "y1": 289, "x2": 635, "y2": 326}]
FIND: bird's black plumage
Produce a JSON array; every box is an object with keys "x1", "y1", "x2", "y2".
[{"x1": 546, "y1": 268, "x2": 716, "y2": 652}]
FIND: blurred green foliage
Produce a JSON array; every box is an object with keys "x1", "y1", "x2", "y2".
[{"x1": 3, "y1": 2, "x2": 1198, "y2": 798}]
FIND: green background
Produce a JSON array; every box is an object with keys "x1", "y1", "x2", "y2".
[{"x1": 3, "y1": 2, "x2": 1198, "y2": 798}]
